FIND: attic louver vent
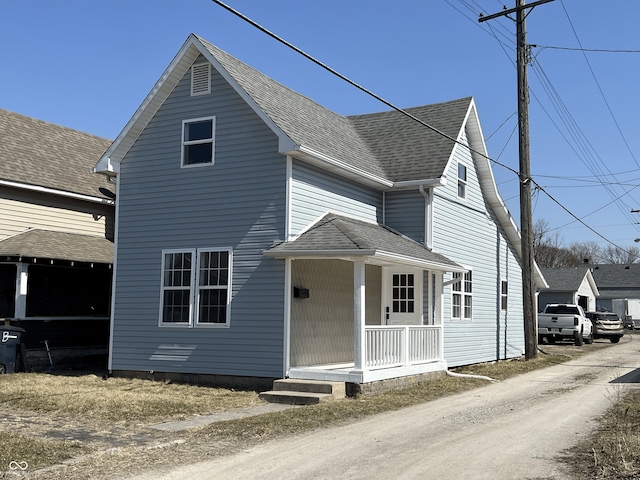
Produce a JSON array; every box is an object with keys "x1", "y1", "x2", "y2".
[{"x1": 191, "y1": 63, "x2": 211, "y2": 96}]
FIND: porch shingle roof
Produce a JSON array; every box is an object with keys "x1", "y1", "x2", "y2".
[
  {"x1": 0, "y1": 229, "x2": 113, "y2": 265},
  {"x1": 265, "y1": 214, "x2": 463, "y2": 272}
]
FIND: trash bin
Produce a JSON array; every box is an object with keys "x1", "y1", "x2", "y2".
[{"x1": 0, "y1": 325, "x2": 25, "y2": 374}]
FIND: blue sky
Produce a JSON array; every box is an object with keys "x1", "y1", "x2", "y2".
[{"x1": 2, "y1": 1, "x2": 639, "y2": 249}]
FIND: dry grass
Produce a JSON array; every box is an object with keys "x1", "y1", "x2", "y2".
[
  {"x1": 0, "y1": 372, "x2": 261, "y2": 422},
  {"x1": 0, "y1": 433, "x2": 88, "y2": 473},
  {"x1": 565, "y1": 386, "x2": 640, "y2": 479},
  {"x1": 0, "y1": 350, "x2": 586, "y2": 477}
]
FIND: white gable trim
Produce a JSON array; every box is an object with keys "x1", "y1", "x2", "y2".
[
  {"x1": 94, "y1": 34, "x2": 297, "y2": 175},
  {"x1": 451, "y1": 99, "x2": 548, "y2": 289}
]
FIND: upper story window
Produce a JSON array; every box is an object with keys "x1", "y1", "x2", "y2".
[
  {"x1": 191, "y1": 63, "x2": 211, "y2": 96},
  {"x1": 501, "y1": 280, "x2": 508, "y2": 311},
  {"x1": 160, "y1": 248, "x2": 232, "y2": 327},
  {"x1": 452, "y1": 271, "x2": 472, "y2": 321},
  {"x1": 457, "y1": 162, "x2": 467, "y2": 199},
  {"x1": 182, "y1": 117, "x2": 215, "y2": 167}
]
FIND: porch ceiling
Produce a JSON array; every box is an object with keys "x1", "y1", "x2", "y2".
[{"x1": 264, "y1": 213, "x2": 464, "y2": 273}]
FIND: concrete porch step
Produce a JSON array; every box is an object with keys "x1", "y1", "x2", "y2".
[{"x1": 259, "y1": 379, "x2": 346, "y2": 405}]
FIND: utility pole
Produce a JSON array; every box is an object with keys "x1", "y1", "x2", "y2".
[{"x1": 480, "y1": 0, "x2": 554, "y2": 360}]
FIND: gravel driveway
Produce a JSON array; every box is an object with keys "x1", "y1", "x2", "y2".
[{"x1": 125, "y1": 335, "x2": 640, "y2": 480}]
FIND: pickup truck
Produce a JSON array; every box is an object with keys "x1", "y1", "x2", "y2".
[{"x1": 538, "y1": 304, "x2": 593, "y2": 346}]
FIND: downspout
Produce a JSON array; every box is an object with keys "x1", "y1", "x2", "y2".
[
  {"x1": 419, "y1": 185, "x2": 432, "y2": 250},
  {"x1": 446, "y1": 370, "x2": 499, "y2": 382}
]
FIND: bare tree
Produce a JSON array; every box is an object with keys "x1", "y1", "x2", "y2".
[
  {"x1": 568, "y1": 241, "x2": 601, "y2": 265},
  {"x1": 533, "y1": 219, "x2": 581, "y2": 267},
  {"x1": 600, "y1": 244, "x2": 640, "y2": 264}
]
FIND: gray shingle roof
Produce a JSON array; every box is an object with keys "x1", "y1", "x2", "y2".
[
  {"x1": 590, "y1": 264, "x2": 640, "y2": 289},
  {"x1": 197, "y1": 36, "x2": 469, "y2": 183},
  {"x1": 349, "y1": 99, "x2": 471, "y2": 182},
  {"x1": 540, "y1": 268, "x2": 590, "y2": 291},
  {"x1": 265, "y1": 214, "x2": 462, "y2": 271},
  {"x1": 0, "y1": 109, "x2": 112, "y2": 197},
  {"x1": 0, "y1": 229, "x2": 113, "y2": 264}
]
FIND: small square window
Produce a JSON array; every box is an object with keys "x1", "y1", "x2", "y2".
[{"x1": 182, "y1": 117, "x2": 215, "y2": 167}]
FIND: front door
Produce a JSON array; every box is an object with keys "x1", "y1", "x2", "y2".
[{"x1": 383, "y1": 267, "x2": 423, "y2": 325}]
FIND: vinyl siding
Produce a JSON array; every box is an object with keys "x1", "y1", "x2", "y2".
[
  {"x1": 433, "y1": 129, "x2": 525, "y2": 367},
  {"x1": 0, "y1": 188, "x2": 110, "y2": 240},
  {"x1": 110, "y1": 58, "x2": 287, "y2": 378},
  {"x1": 290, "y1": 161, "x2": 382, "y2": 234},
  {"x1": 384, "y1": 190, "x2": 425, "y2": 244}
]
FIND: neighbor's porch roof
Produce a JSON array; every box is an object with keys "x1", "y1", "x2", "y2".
[
  {"x1": 0, "y1": 229, "x2": 113, "y2": 265},
  {"x1": 264, "y1": 214, "x2": 464, "y2": 272}
]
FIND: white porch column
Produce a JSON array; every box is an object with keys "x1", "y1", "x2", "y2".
[
  {"x1": 353, "y1": 260, "x2": 366, "y2": 372},
  {"x1": 436, "y1": 272, "x2": 444, "y2": 359},
  {"x1": 14, "y1": 263, "x2": 28, "y2": 319},
  {"x1": 283, "y1": 258, "x2": 292, "y2": 377}
]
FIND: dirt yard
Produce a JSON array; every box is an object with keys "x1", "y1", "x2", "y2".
[{"x1": 1, "y1": 336, "x2": 634, "y2": 479}]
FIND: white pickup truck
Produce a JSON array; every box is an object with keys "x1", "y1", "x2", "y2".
[{"x1": 538, "y1": 303, "x2": 593, "y2": 346}]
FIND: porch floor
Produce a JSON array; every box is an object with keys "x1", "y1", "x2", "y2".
[{"x1": 288, "y1": 359, "x2": 447, "y2": 384}]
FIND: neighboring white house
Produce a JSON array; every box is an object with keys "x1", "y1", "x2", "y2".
[{"x1": 538, "y1": 267, "x2": 599, "y2": 313}]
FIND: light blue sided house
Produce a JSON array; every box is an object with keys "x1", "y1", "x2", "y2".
[{"x1": 94, "y1": 34, "x2": 546, "y2": 392}]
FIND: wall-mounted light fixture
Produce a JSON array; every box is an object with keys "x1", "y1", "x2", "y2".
[{"x1": 293, "y1": 287, "x2": 309, "y2": 298}]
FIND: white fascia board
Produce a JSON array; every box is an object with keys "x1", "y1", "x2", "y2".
[
  {"x1": 373, "y1": 251, "x2": 466, "y2": 272},
  {"x1": 392, "y1": 177, "x2": 447, "y2": 189},
  {"x1": 263, "y1": 248, "x2": 464, "y2": 273},
  {"x1": 290, "y1": 145, "x2": 393, "y2": 189},
  {"x1": 585, "y1": 270, "x2": 600, "y2": 296},
  {"x1": 0, "y1": 179, "x2": 114, "y2": 205},
  {"x1": 462, "y1": 100, "x2": 548, "y2": 289}
]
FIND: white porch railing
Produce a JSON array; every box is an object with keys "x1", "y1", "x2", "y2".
[{"x1": 365, "y1": 325, "x2": 442, "y2": 369}]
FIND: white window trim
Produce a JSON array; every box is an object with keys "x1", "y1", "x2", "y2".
[
  {"x1": 159, "y1": 247, "x2": 232, "y2": 328},
  {"x1": 451, "y1": 270, "x2": 472, "y2": 322},
  {"x1": 181, "y1": 116, "x2": 216, "y2": 168},
  {"x1": 195, "y1": 247, "x2": 233, "y2": 328},
  {"x1": 457, "y1": 161, "x2": 467, "y2": 200},
  {"x1": 159, "y1": 248, "x2": 196, "y2": 328},
  {"x1": 501, "y1": 279, "x2": 508, "y2": 311}
]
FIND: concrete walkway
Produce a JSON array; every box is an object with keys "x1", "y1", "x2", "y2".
[{"x1": 150, "y1": 403, "x2": 298, "y2": 432}]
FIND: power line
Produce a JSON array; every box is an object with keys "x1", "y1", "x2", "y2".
[
  {"x1": 211, "y1": 0, "x2": 631, "y2": 255},
  {"x1": 531, "y1": 178, "x2": 628, "y2": 250},
  {"x1": 537, "y1": 45, "x2": 640, "y2": 54},
  {"x1": 559, "y1": 0, "x2": 640, "y2": 170},
  {"x1": 210, "y1": 0, "x2": 521, "y2": 176}
]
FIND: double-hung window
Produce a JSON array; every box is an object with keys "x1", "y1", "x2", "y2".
[
  {"x1": 501, "y1": 280, "x2": 508, "y2": 311},
  {"x1": 160, "y1": 248, "x2": 232, "y2": 327},
  {"x1": 457, "y1": 162, "x2": 467, "y2": 199},
  {"x1": 182, "y1": 117, "x2": 215, "y2": 167},
  {"x1": 452, "y1": 271, "x2": 472, "y2": 321}
]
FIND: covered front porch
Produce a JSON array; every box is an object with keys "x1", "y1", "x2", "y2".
[
  {"x1": 265, "y1": 214, "x2": 465, "y2": 385},
  {"x1": 289, "y1": 325, "x2": 446, "y2": 384}
]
